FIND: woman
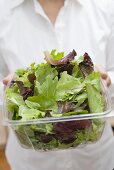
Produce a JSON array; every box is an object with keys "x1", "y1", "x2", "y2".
[{"x1": 0, "y1": 0, "x2": 114, "y2": 170}]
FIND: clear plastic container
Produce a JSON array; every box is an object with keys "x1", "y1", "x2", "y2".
[{"x1": 3, "y1": 81, "x2": 112, "y2": 151}]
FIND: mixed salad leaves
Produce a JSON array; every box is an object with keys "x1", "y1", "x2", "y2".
[{"x1": 5, "y1": 49, "x2": 105, "y2": 150}]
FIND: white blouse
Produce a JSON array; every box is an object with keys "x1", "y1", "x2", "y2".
[{"x1": 0, "y1": 0, "x2": 114, "y2": 170}]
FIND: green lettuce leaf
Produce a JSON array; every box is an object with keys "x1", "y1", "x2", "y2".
[
  {"x1": 84, "y1": 72, "x2": 101, "y2": 92},
  {"x1": 25, "y1": 100, "x2": 40, "y2": 109},
  {"x1": 72, "y1": 63, "x2": 84, "y2": 79},
  {"x1": 76, "y1": 56, "x2": 84, "y2": 65},
  {"x1": 62, "y1": 110, "x2": 88, "y2": 116},
  {"x1": 31, "y1": 123, "x2": 53, "y2": 134},
  {"x1": 56, "y1": 71, "x2": 84, "y2": 101},
  {"x1": 75, "y1": 92, "x2": 87, "y2": 106},
  {"x1": 5, "y1": 88, "x2": 25, "y2": 106},
  {"x1": 15, "y1": 68, "x2": 27, "y2": 77},
  {"x1": 35, "y1": 75, "x2": 58, "y2": 97},
  {"x1": 28, "y1": 75, "x2": 58, "y2": 112},
  {"x1": 86, "y1": 84, "x2": 104, "y2": 113},
  {"x1": 35, "y1": 63, "x2": 58, "y2": 84},
  {"x1": 84, "y1": 72, "x2": 105, "y2": 113},
  {"x1": 19, "y1": 105, "x2": 45, "y2": 120},
  {"x1": 27, "y1": 95, "x2": 57, "y2": 113},
  {"x1": 51, "y1": 49, "x2": 64, "y2": 60},
  {"x1": 16, "y1": 72, "x2": 32, "y2": 87}
]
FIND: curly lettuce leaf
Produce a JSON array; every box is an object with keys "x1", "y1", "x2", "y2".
[
  {"x1": 35, "y1": 63, "x2": 58, "y2": 85},
  {"x1": 15, "y1": 68, "x2": 27, "y2": 77},
  {"x1": 72, "y1": 63, "x2": 84, "y2": 79},
  {"x1": 19, "y1": 105, "x2": 45, "y2": 120},
  {"x1": 5, "y1": 88, "x2": 25, "y2": 106},
  {"x1": 79, "y1": 53, "x2": 94, "y2": 77},
  {"x1": 28, "y1": 75, "x2": 58, "y2": 112},
  {"x1": 56, "y1": 71, "x2": 84, "y2": 101},
  {"x1": 31, "y1": 123, "x2": 53, "y2": 134},
  {"x1": 25, "y1": 100, "x2": 40, "y2": 109},
  {"x1": 75, "y1": 92, "x2": 87, "y2": 106},
  {"x1": 51, "y1": 49, "x2": 64, "y2": 60},
  {"x1": 27, "y1": 95, "x2": 58, "y2": 113},
  {"x1": 35, "y1": 75, "x2": 58, "y2": 97}
]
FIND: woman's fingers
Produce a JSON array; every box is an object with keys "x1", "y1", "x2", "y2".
[
  {"x1": 3, "y1": 74, "x2": 13, "y2": 86},
  {"x1": 95, "y1": 65, "x2": 111, "y2": 87},
  {"x1": 105, "y1": 75, "x2": 111, "y2": 87}
]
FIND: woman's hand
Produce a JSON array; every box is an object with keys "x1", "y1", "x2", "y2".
[
  {"x1": 95, "y1": 65, "x2": 111, "y2": 87},
  {"x1": 3, "y1": 74, "x2": 13, "y2": 86}
]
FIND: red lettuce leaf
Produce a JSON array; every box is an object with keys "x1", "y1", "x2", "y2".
[
  {"x1": 79, "y1": 53, "x2": 94, "y2": 77},
  {"x1": 45, "y1": 50, "x2": 77, "y2": 65},
  {"x1": 27, "y1": 73, "x2": 36, "y2": 84}
]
